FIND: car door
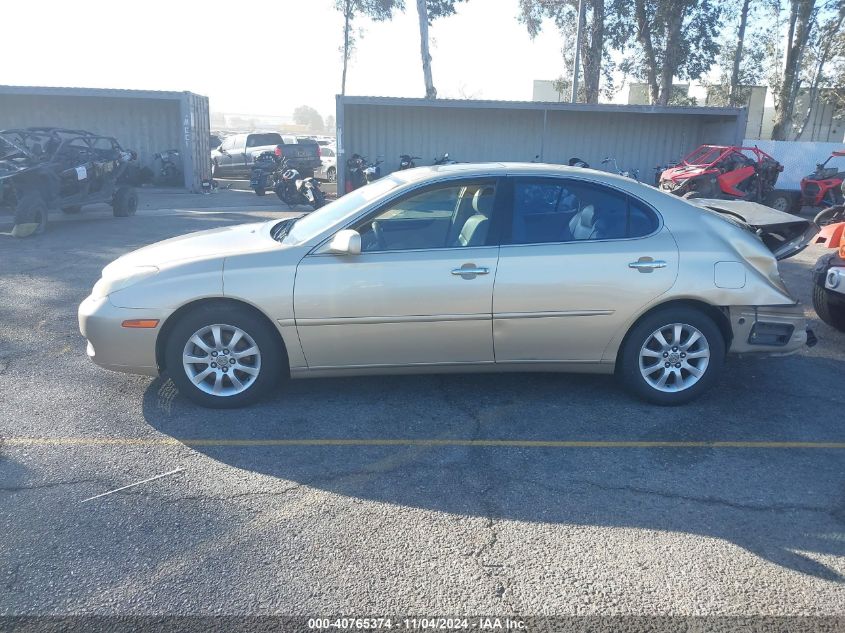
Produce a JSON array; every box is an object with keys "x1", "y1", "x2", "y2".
[
  {"x1": 294, "y1": 179, "x2": 501, "y2": 369},
  {"x1": 493, "y1": 176, "x2": 679, "y2": 363},
  {"x1": 215, "y1": 136, "x2": 236, "y2": 175}
]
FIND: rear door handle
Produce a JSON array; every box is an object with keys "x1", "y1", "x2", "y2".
[{"x1": 628, "y1": 258, "x2": 667, "y2": 272}]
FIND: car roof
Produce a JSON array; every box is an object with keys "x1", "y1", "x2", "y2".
[{"x1": 397, "y1": 161, "x2": 640, "y2": 185}]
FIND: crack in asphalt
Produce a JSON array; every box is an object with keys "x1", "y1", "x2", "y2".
[{"x1": 0, "y1": 478, "x2": 107, "y2": 494}]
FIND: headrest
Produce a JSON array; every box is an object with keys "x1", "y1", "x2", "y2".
[
  {"x1": 473, "y1": 186, "x2": 494, "y2": 214},
  {"x1": 578, "y1": 204, "x2": 595, "y2": 227}
]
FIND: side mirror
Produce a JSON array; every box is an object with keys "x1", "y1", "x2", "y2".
[{"x1": 327, "y1": 229, "x2": 361, "y2": 255}]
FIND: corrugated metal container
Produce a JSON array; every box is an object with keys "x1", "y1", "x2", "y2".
[
  {"x1": 0, "y1": 85, "x2": 210, "y2": 191},
  {"x1": 337, "y1": 96, "x2": 747, "y2": 191}
]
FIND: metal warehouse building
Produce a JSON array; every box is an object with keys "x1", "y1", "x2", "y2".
[
  {"x1": 0, "y1": 85, "x2": 210, "y2": 191},
  {"x1": 336, "y1": 96, "x2": 747, "y2": 191}
]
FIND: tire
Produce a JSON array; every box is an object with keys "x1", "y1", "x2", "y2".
[
  {"x1": 765, "y1": 190, "x2": 798, "y2": 214},
  {"x1": 11, "y1": 193, "x2": 48, "y2": 238},
  {"x1": 813, "y1": 282, "x2": 845, "y2": 333},
  {"x1": 618, "y1": 307, "x2": 725, "y2": 405},
  {"x1": 682, "y1": 191, "x2": 706, "y2": 200},
  {"x1": 164, "y1": 303, "x2": 284, "y2": 408},
  {"x1": 814, "y1": 205, "x2": 845, "y2": 227},
  {"x1": 327, "y1": 167, "x2": 337, "y2": 183},
  {"x1": 112, "y1": 185, "x2": 138, "y2": 217},
  {"x1": 61, "y1": 206, "x2": 82, "y2": 214},
  {"x1": 253, "y1": 187, "x2": 266, "y2": 196}
]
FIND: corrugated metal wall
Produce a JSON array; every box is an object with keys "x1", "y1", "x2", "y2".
[
  {"x1": 0, "y1": 90, "x2": 210, "y2": 191},
  {"x1": 0, "y1": 94, "x2": 180, "y2": 169},
  {"x1": 339, "y1": 100, "x2": 744, "y2": 190}
]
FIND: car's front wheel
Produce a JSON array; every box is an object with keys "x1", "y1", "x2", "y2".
[
  {"x1": 619, "y1": 307, "x2": 725, "y2": 405},
  {"x1": 165, "y1": 304, "x2": 283, "y2": 408}
]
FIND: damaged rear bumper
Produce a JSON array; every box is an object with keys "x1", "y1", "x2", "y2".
[{"x1": 727, "y1": 304, "x2": 811, "y2": 355}]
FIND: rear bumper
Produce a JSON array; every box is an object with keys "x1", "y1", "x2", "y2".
[
  {"x1": 78, "y1": 294, "x2": 167, "y2": 377},
  {"x1": 727, "y1": 304, "x2": 809, "y2": 355}
]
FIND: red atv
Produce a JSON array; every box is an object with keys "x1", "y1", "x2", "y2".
[
  {"x1": 801, "y1": 150, "x2": 845, "y2": 208},
  {"x1": 659, "y1": 145, "x2": 795, "y2": 212}
]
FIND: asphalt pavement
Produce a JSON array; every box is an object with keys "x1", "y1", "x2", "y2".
[{"x1": 0, "y1": 190, "x2": 843, "y2": 618}]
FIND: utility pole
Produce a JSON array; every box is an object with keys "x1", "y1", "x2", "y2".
[{"x1": 571, "y1": 0, "x2": 585, "y2": 103}]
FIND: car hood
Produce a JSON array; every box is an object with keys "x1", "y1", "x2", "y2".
[
  {"x1": 104, "y1": 221, "x2": 274, "y2": 273},
  {"x1": 692, "y1": 198, "x2": 819, "y2": 260}
]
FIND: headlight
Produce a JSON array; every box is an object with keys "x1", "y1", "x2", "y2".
[{"x1": 91, "y1": 266, "x2": 159, "y2": 298}]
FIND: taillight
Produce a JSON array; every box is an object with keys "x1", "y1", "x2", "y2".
[
  {"x1": 316, "y1": 145, "x2": 321, "y2": 157},
  {"x1": 274, "y1": 147, "x2": 281, "y2": 157}
]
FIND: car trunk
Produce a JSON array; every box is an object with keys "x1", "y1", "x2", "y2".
[{"x1": 693, "y1": 199, "x2": 819, "y2": 260}]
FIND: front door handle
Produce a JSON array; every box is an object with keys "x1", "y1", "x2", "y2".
[
  {"x1": 628, "y1": 258, "x2": 667, "y2": 272},
  {"x1": 452, "y1": 264, "x2": 490, "y2": 278}
]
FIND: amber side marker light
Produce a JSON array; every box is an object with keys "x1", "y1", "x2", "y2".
[{"x1": 121, "y1": 319, "x2": 160, "y2": 329}]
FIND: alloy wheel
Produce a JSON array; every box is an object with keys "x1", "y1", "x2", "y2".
[
  {"x1": 638, "y1": 323, "x2": 710, "y2": 393},
  {"x1": 182, "y1": 323, "x2": 261, "y2": 396}
]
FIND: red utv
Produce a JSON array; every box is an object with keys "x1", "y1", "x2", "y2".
[
  {"x1": 659, "y1": 145, "x2": 794, "y2": 212},
  {"x1": 801, "y1": 150, "x2": 845, "y2": 208}
]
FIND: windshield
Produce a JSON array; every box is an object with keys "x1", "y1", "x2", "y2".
[{"x1": 281, "y1": 176, "x2": 403, "y2": 245}]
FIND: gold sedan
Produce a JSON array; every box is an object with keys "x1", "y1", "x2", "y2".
[{"x1": 79, "y1": 163, "x2": 817, "y2": 408}]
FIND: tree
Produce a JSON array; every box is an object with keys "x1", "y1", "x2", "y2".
[
  {"x1": 325, "y1": 114, "x2": 336, "y2": 134},
  {"x1": 518, "y1": 0, "x2": 623, "y2": 104},
  {"x1": 335, "y1": 0, "x2": 404, "y2": 95},
  {"x1": 770, "y1": 0, "x2": 817, "y2": 139},
  {"x1": 414, "y1": 0, "x2": 468, "y2": 99},
  {"x1": 293, "y1": 106, "x2": 324, "y2": 132},
  {"x1": 729, "y1": 0, "x2": 753, "y2": 106},
  {"x1": 614, "y1": 0, "x2": 722, "y2": 106}
]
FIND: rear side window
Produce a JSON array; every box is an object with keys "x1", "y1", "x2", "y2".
[
  {"x1": 246, "y1": 133, "x2": 283, "y2": 148},
  {"x1": 508, "y1": 178, "x2": 658, "y2": 244}
]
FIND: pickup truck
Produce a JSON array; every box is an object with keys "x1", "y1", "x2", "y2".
[{"x1": 211, "y1": 132, "x2": 321, "y2": 179}]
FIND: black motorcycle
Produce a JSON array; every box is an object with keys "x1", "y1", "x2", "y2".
[
  {"x1": 275, "y1": 158, "x2": 325, "y2": 210},
  {"x1": 153, "y1": 149, "x2": 182, "y2": 186},
  {"x1": 433, "y1": 152, "x2": 457, "y2": 165},
  {"x1": 249, "y1": 150, "x2": 278, "y2": 196},
  {"x1": 399, "y1": 154, "x2": 421, "y2": 170},
  {"x1": 345, "y1": 153, "x2": 367, "y2": 192}
]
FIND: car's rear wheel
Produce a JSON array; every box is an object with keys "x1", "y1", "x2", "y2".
[
  {"x1": 765, "y1": 190, "x2": 799, "y2": 214},
  {"x1": 165, "y1": 304, "x2": 283, "y2": 408},
  {"x1": 813, "y1": 282, "x2": 845, "y2": 332},
  {"x1": 12, "y1": 193, "x2": 48, "y2": 238},
  {"x1": 327, "y1": 167, "x2": 337, "y2": 182},
  {"x1": 112, "y1": 185, "x2": 138, "y2": 217},
  {"x1": 253, "y1": 187, "x2": 266, "y2": 196},
  {"x1": 619, "y1": 307, "x2": 725, "y2": 405}
]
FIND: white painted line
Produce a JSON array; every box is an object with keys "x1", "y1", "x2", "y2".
[{"x1": 80, "y1": 468, "x2": 184, "y2": 504}]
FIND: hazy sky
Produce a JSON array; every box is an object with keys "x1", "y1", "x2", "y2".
[{"x1": 2, "y1": 0, "x2": 566, "y2": 120}]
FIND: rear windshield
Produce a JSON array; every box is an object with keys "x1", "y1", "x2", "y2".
[{"x1": 246, "y1": 133, "x2": 283, "y2": 148}]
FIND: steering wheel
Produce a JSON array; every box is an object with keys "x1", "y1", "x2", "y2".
[{"x1": 371, "y1": 220, "x2": 386, "y2": 250}]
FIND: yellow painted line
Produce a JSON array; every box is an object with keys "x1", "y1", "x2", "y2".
[{"x1": 2, "y1": 438, "x2": 845, "y2": 449}]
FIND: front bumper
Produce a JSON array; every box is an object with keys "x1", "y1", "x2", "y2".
[
  {"x1": 78, "y1": 294, "x2": 168, "y2": 377},
  {"x1": 727, "y1": 304, "x2": 810, "y2": 355}
]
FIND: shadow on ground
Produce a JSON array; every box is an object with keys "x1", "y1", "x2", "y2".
[{"x1": 142, "y1": 353, "x2": 845, "y2": 582}]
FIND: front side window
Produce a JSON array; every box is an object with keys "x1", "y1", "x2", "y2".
[
  {"x1": 508, "y1": 178, "x2": 657, "y2": 244},
  {"x1": 353, "y1": 181, "x2": 496, "y2": 252}
]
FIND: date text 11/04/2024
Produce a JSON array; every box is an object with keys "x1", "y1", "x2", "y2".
[{"x1": 307, "y1": 618, "x2": 526, "y2": 630}]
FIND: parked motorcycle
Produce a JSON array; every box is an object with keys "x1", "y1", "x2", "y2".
[
  {"x1": 434, "y1": 152, "x2": 458, "y2": 165},
  {"x1": 275, "y1": 158, "x2": 325, "y2": 210},
  {"x1": 345, "y1": 153, "x2": 368, "y2": 192},
  {"x1": 399, "y1": 154, "x2": 421, "y2": 170},
  {"x1": 601, "y1": 156, "x2": 640, "y2": 182},
  {"x1": 153, "y1": 149, "x2": 183, "y2": 186},
  {"x1": 249, "y1": 150, "x2": 278, "y2": 196},
  {"x1": 363, "y1": 157, "x2": 384, "y2": 183},
  {"x1": 568, "y1": 157, "x2": 590, "y2": 168}
]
